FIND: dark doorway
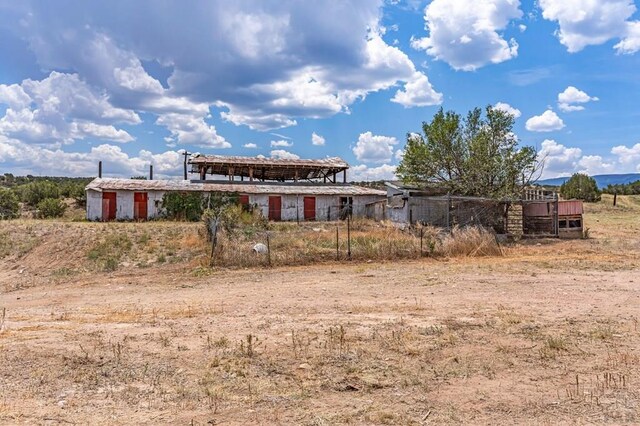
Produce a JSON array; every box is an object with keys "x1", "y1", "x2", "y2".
[{"x1": 339, "y1": 196, "x2": 353, "y2": 220}]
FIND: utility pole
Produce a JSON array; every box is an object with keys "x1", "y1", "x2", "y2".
[{"x1": 182, "y1": 151, "x2": 190, "y2": 180}]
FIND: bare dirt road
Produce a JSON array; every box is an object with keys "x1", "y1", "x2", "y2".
[{"x1": 1, "y1": 197, "x2": 639, "y2": 425}]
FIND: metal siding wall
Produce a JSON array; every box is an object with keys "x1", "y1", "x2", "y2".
[
  {"x1": 86, "y1": 190, "x2": 103, "y2": 220},
  {"x1": 558, "y1": 200, "x2": 583, "y2": 216},
  {"x1": 352, "y1": 195, "x2": 383, "y2": 216},
  {"x1": 281, "y1": 195, "x2": 298, "y2": 221},
  {"x1": 252, "y1": 194, "x2": 270, "y2": 219},
  {"x1": 116, "y1": 191, "x2": 134, "y2": 220},
  {"x1": 387, "y1": 201, "x2": 409, "y2": 223},
  {"x1": 147, "y1": 191, "x2": 165, "y2": 219}
]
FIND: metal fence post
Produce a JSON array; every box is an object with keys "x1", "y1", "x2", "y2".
[
  {"x1": 554, "y1": 193, "x2": 559, "y2": 238},
  {"x1": 446, "y1": 193, "x2": 451, "y2": 231},
  {"x1": 266, "y1": 233, "x2": 272, "y2": 267},
  {"x1": 209, "y1": 219, "x2": 218, "y2": 263},
  {"x1": 347, "y1": 215, "x2": 351, "y2": 260},
  {"x1": 336, "y1": 226, "x2": 339, "y2": 261}
]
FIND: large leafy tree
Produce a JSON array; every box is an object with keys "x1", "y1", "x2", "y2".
[
  {"x1": 397, "y1": 106, "x2": 539, "y2": 198},
  {"x1": 560, "y1": 173, "x2": 601, "y2": 202}
]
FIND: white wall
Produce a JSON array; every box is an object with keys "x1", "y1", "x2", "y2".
[
  {"x1": 86, "y1": 189, "x2": 167, "y2": 221},
  {"x1": 87, "y1": 190, "x2": 384, "y2": 222},
  {"x1": 246, "y1": 193, "x2": 383, "y2": 221},
  {"x1": 86, "y1": 190, "x2": 102, "y2": 221}
]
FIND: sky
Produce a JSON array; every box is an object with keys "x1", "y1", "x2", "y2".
[{"x1": 0, "y1": 0, "x2": 640, "y2": 181}]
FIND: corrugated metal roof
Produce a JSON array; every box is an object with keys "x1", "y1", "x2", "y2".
[{"x1": 86, "y1": 178, "x2": 385, "y2": 196}]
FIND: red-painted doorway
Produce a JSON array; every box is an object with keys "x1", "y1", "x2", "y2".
[
  {"x1": 303, "y1": 196, "x2": 316, "y2": 221},
  {"x1": 268, "y1": 196, "x2": 281, "y2": 221},
  {"x1": 134, "y1": 192, "x2": 148, "y2": 220},
  {"x1": 102, "y1": 192, "x2": 117, "y2": 221}
]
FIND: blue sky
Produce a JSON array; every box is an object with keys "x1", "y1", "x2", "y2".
[{"x1": 0, "y1": 0, "x2": 639, "y2": 180}]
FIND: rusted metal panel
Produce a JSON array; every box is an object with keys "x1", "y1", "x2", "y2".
[
  {"x1": 523, "y1": 202, "x2": 550, "y2": 217},
  {"x1": 558, "y1": 200, "x2": 583, "y2": 216}
]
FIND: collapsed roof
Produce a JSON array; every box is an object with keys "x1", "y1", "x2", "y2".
[{"x1": 189, "y1": 155, "x2": 349, "y2": 182}]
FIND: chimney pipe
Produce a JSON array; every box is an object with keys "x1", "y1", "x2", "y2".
[
  {"x1": 149, "y1": 164, "x2": 153, "y2": 180},
  {"x1": 98, "y1": 161, "x2": 102, "y2": 178}
]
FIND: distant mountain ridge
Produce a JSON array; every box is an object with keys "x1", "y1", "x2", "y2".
[{"x1": 537, "y1": 173, "x2": 640, "y2": 188}]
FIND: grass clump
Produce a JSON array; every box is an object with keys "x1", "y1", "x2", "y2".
[
  {"x1": 441, "y1": 226, "x2": 503, "y2": 257},
  {"x1": 87, "y1": 234, "x2": 133, "y2": 271}
]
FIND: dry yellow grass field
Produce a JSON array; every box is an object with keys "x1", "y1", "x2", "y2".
[{"x1": 0, "y1": 196, "x2": 639, "y2": 425}]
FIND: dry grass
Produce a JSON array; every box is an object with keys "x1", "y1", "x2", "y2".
[
  {"x1": 441, "y1": 226, "x2": 503, "y2": 257},
  {"x1": 210, "y1": 221, "x2": 504, "y2": 268},
  {"x1": 1, "y1": 200, "x2": 640, "y2": 424}
]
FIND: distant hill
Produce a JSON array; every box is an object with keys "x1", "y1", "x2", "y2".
[{"x1": 537, "y1": 173, "x2": 640, "y2": 189}]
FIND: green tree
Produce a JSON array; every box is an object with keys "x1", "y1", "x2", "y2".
[
  {"x1": 560, "y1": 173, "x2": 601, "y2": 202},
  {"x1": 0, "y1": 188, "x2": 20, "y2": 219},
  {"x1": 20, "y1": 180, "x2": 60, "y2": 206},
  {"x1": 162, "y1": 192, "x2": 206, "y2": 221},
  {"x1": 36, "y1": 197, "x2": 67, "y2": 218},
  {"x1": 397, "y1": 106, "x2": 539, "y2": 198}
]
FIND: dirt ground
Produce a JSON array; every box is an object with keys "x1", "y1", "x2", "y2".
[{"x1": 1, "y1": 195, "x2": 639, "y2": 425}]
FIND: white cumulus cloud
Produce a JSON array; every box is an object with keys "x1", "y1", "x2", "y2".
[
  {"x1": 537, "y1": 139, "x2": 640, "y2": 178},
  {"x1": 242, "y1": 143, "x2": 258, "y2": 149},
  {"x1": 352, "y1": 131, "x2": 399, "y2": 163},
  {"x1": 270, "y1": 149, "x2": 299, "y2": 160},
  {"x1": 411, "y1": 0, "x2": 523, "y2": 71},
  {"x1": 611, "y1": 143, "x2": 640, "y2": 167},
  {"x1": 525, "y1": 110, "x2": 565, "y2": 132},
  {"x1": 557, "y1": 86, "x2": 598, "y2": 112},
  {"x1": 539, "y1": 0, "x2": 640, "y2": 53},
  {"x1": 270, "y1": 140, "x2": 293, "y2": 147},
  {"x1": 391, "y1": 72, "x2": 443, "y2": 107},
  {"x1": 0, "y1": 1, "x2": 443, "y2": 137},
  {"x1": 311, "y1": 132, "x2": 325, "y2": 146},
  {"x1": 349, "y1": 164, "x2": 397, "y2": 182},
  {"x1": 493, "y1": 102, "x2": 522, "y2": 118}
]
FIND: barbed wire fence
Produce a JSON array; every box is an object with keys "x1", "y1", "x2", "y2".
[
  {"x1": 203, "y1": 203, "x2": 447, "y2": 268},
  {"x1": 201, "y1": 195, "x2": 523, "y2": 268}
]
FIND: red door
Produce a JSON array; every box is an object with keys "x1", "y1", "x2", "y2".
[
  {"x1": 238, "y1": 194, "x2": 250, "y2": 209},
  {"x1": 102, "y1": 192, "x2": 117, "y2": 221},
  {"x1": 268, "y1": 196, "x2": 281, "y2": 221},
  {"x1": 303, "y1": 196, "x2": 316, "y2": 221},
  {"x1": 134, "y1": 192, "x2": 148, "y2": 220}
]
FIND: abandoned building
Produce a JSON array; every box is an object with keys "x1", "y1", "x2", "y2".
[
  {"x1": 85, "y1": 155, "x2": 385, "y2": 221},
  {"x1": 372, "y1": 182, "x2": 584, "y2": 238}
]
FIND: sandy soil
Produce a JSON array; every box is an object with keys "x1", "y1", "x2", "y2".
[{"x1": 1, "y1": 198, "x2": 639, "y2": 425}]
